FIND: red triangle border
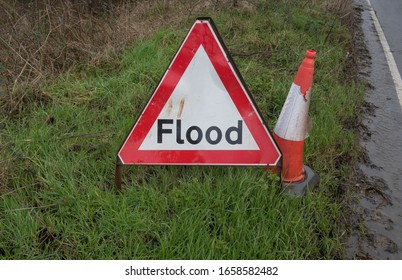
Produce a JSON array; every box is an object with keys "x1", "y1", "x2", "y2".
[{"x1": 117, "y1": 18, "x2": 281, "y2": 166}]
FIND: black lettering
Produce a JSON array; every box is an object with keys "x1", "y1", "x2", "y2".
[
  {"x1": 186, "y1": 126, "x2": 203, "y2": 144},
  {"x1": 157, "y1": 119, "x2": 173, "y2": 143},
  {"x1": 176, "y1": 119, "x2": 184, "y2": 144},
  {"x1": 206, "y1": 126, "x2": 222, "y2": 144},
  {"x1": 225, "y1": 120, "x2": 243, "y2": 144}
]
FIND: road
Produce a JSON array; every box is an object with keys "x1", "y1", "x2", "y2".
[
  {"x1": 370, "y1": 0, "x2": 402, "y2": 76},
  {"x1": 349, "y1": 0, "x2": 402, "y2": 259}
]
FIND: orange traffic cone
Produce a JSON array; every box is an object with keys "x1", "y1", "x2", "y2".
[{"x1": 273, "y1": 50, "x2": 319, "y2": 195}]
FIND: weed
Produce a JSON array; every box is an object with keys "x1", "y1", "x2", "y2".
[{"x1": 0, "y1": 0, "x2": 362, "y2": 259}]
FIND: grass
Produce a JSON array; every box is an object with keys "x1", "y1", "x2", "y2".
[{"x1": 0, "y1": 0, "x2": 364, "y2": 259}]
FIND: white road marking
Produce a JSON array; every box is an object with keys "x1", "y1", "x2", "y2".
[{"x1": 367, "y1": 0, "x2": 402, "y2": 108}]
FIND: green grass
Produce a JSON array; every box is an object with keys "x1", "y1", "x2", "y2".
[{"x1": 0, "y1": 0, "x2": 363, "y2": 259}]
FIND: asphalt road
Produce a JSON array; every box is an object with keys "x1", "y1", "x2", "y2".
[
  {"x1": 370, "y1": 0, "x2": 402, "y2": 75},
  {"x1": 349, "y1": 0, "x2": 402, "y2": 259}
]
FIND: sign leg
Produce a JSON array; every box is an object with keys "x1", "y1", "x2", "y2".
[{"x1": 114, "y1": 163, "x2": 122, "y2": 190}]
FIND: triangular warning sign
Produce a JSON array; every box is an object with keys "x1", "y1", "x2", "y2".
[{"x1": 118, "y1": 18, "x2": 281, "y2": 166}]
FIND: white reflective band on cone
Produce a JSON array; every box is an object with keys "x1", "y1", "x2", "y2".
[{"x1": 274, "y1": 83, "x2": 312, "y2": 141}]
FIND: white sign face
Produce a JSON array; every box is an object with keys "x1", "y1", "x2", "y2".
[
  {"x1": 139, "y1": 46, "x2": 259, "y2": 151},
  {"x1": 118, "y1": 18, "x2": 281, "y2": 166}
]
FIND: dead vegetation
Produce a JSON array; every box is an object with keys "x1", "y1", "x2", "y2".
[{"x1": 0, "y1": 0, "x2": 242, "y2": 116}]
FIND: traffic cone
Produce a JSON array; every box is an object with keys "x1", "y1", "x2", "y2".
[{"x1": 273, "y1": 49, "x2": 319, "y2": 195}]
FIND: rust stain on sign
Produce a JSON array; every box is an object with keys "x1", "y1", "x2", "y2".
[
  {"x1": 177, "y1": 98, "x2": 185, "y2": 118},
  {"x1": 166, "y1": 100, "x2": 173, "y2": 116}
]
